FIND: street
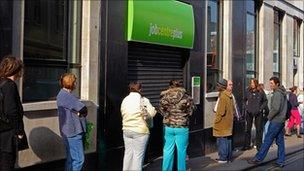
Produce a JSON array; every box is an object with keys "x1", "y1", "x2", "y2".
[{"x1": 248, "y1": 150, "x2": 304, "y2": 171}]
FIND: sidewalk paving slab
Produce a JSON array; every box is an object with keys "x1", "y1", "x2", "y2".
[{"x1": 144, "y1": 135, "x2": 304, "y2": 171}]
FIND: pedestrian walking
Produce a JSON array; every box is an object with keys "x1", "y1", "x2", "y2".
[
  {"x1": 0, "y1": 55, "x2": 28, "y2": 171},
  {"x1": 242, "y1": 78, "x2": 268, "y2": 151},
  {"x1": 248, "y1": 77, "x2": 287, "y2": 168},
  {"x1": 213, "y1": 79, "x2": 234, "y2": 163},
  {"x1": 285, "y1": 86, "x2": 303, "y2": 138},
  {"x1": 159, "y1": 80, "x2": 194, "y2": 171},
  {"x1": 121, "y1": 82, "x2": 156, "y2": 171},
  {"x1": 56, "y1": 73, "x2": 88, "y2": 171},
  {"x1": 297, "y1": 88, "x2": 304, "y2": 134}
]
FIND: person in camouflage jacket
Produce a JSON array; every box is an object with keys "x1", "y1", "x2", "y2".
[{"x1": 159, "y1": 80, "x2": 194, "y2": 171}]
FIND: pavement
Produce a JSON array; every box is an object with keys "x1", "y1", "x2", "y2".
[{"x1": 144, "y1": 134, "x2": 304, "y2": 171}]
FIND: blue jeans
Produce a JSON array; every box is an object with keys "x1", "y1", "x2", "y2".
[
  {"x1": 162, "y1": 126, "x2": 189, "y2": 171},
  {"x1": 262, "y1": 121, "x2": 270, "y2": 143},
  {"x1": 216, "y1": 137, "x2": 232, "y2": 161},
  {"x1": 254, "y1": 121, "x2": 285, "y2": 165},
  {"x1": 63, "y1": 134, "x2": 85, "y2": 171}
]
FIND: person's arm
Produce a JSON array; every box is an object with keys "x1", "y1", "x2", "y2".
[
  {"x1": 159, "y1": 95, "x2": 170, "y2": 117},
  {"x1": 3, "y1": 81, "x2": 24, "y2": 135},
  {"x1": 260, "y1": 91, "x2": 268, "y2": 112},
  {"x1": 214, "y1": 96, "x2": 226, "y2": 124},
  {"x1": 143, "y1": 97, "x2": 157, "y2": 118},
  {"x1": 267, "y1": 92, "x2": 281, "y2": 121},
  {"x1": 59, "y1": 92, "x2": 87, "y2": 117}
]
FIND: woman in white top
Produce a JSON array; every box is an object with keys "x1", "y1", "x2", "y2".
[{"x1": 120, "y1": 82, "x2": 156, "y2": 171}]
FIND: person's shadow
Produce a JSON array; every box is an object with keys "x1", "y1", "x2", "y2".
[{"x1": 28, "y1": 127, "x2": 65, "y2": 163}]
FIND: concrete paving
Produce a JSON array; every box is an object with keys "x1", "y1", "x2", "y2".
[{"x1": 144, "y1": 135, "x2": 304, "y2": 171}]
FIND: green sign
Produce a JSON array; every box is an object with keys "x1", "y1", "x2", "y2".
[
  {"x1": 192, "y1": 76, "x2": 201, "y2": 87},
  {"x1": 127, "y1": 0, "x2": 195, "y2": 49}
]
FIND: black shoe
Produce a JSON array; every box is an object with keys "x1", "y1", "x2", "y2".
[
  {"x1": 272, "y1": 163, "x2": 284, "y2": 168},
  {"x1": 285, "y1": 134, "x2": 292, "y2": 137},
  {"x1": 297, "y1": 135, "x2": 302, "y2": 138},
  {"x1": 247, "y1": 159, "x2": 262, "y2": 165}
]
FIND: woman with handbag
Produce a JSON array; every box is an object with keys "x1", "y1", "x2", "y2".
[
  {"x1": 120, "y1": 81, "x2": 156, "y2": 171},
  {"x1": 159, "y1": 80, "x2": 194, "y2": 171},
  {"x1": 0, "y1": 55, "x2": 28, "y2": 171},
  {"x1": 56, "y1": 73, "x2": 88, "y2": 171}
]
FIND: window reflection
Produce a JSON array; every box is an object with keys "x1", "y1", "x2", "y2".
[
  {"x1": 273, "y1": 10, "x2": 282, "y2": 78},
  {"x1": 207, "y1": 0, "x2": 221, "y2": 92},
  {"x1": 23, "y1": 0, "x2": 81, "y2": 102},
  {"x1": 246, "y1": 0, "x2": 256, "y2": 88}
]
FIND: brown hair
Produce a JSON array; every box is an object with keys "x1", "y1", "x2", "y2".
[
  {"x1": 60, "y1": 73, "x2": 77, "y2": 90},
  {"x1": 269, "y1": 76, "x2": 280, "y2": 86},
  {"x1": 248, "y1": 78, "x2": 259, "y2": 92},
  {"x1": 289, "y1": 86, "x2": 297, "y2": 93},
  {"x1": 169, "y1": 80, "x2": 182, "y2": 88},
  {"x1": 0, "y1": 55, "x2": 23, "y2": 78},
  {"x1": 129, "y1": 81, "x2": 141, "y2": 93}
]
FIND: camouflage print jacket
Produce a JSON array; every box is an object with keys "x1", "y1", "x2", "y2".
[{"x1": 159, "y1": 87, "x2": 194, "y2": 128}]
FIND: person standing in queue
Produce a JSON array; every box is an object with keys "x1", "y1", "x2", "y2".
[
  {"x1": 159, "y1": 80, "x2": 194, "y2": 171},
  {"x1": 242, "y1": 78, "x2": 268, "y2": 151},
  {"x1": 213, "y1": 79, "x2": 234, "y2": 163},
  {"x1": 121, "y1": 82, "x2": 157, "y2": 171},
  {"x1": 0, "y1": 56, "x2": 28, "y2": 171},
  {"x1": 57, "y1": 73, "x2": 88, "y2": 171}
]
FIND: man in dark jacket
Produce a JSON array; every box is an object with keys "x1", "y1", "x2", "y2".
[{"x1": 248, "y1": 77, "x2": 287, "y2": 168}]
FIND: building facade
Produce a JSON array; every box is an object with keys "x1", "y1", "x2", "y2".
[{"x1": 0, "y1": 0, "x2": 303, "y2": 170}]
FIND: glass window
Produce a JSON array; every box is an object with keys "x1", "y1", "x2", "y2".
[
  {"x1": 246, "y1": 0, "x2": 256, "y2": 88},
  {"x1": 0, "y1": 0, "x2": 13, "y2": 59},
  {"x1": 23, "y1": 0, "x2": 82, "y2": 102},
  {"x1": 293, "y1": 19, "x2": 301, "y2": 57},
  {"x1": 273, "y1": 10, "x2": 282, "y2": 78},
  {"x1": 207, "y1": 0, "x2": 222, "y2": 92}
]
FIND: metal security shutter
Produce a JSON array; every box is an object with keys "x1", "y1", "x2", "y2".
[{"x1": 128, "y1": 42, "x2": 187, "y2": 106}]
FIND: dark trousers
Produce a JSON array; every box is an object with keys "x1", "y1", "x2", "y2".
[
  {"x1": 0, "y1": 151, "x2": 16, "y2": 171},
  {"x1": 244, "y1": 112, "x2": 264, "y2": 150}
]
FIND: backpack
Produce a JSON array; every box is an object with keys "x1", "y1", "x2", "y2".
[{"x1": 285, "y1": 93, "x2": 292, "y2": 120}]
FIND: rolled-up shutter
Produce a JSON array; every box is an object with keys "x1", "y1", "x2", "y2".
[{"x1": 128, "y1": 42, "x2": 187, "y2": 106}]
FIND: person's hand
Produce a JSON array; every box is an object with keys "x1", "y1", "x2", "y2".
[{"x1": 17, "y1": 134, "x2": 24, "y2": 139}]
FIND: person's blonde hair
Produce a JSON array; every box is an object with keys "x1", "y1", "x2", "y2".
[
  {"x1": 0, "y1": 55, "x2": 23, "y2": 78},
  {"x1": 60, "y1": 73, "x2": 76, "y2": 90}
]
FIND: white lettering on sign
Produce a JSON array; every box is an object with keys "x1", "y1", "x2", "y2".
[{"x1": 149, "y1": 23, "x2": 183, "y2": 40}]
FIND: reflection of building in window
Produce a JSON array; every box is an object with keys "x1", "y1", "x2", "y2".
[
  {"x1": 273, "y1": 10, "x2": 283, "y2": 78},
  {"x1": 245, "y1": 0, "x2": 256, "y2": 88},
  {"x1": 23, "y1": 0, "x2": 82, "y2": 102},
  {"x1": 293, "y1": 18, "x2": 301, "y2": 57},
  {"x1": 207, "y1": 0, "x2": 221, "y2": 93}
]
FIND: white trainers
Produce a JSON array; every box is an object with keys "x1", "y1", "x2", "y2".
[{"x1": 215, "y1": 159, "x2": 228, "y2": 163}]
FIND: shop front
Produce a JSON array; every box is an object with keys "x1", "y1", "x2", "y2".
[{"x1": 99, "y1": 0, "x2": 205, "y2": 170}]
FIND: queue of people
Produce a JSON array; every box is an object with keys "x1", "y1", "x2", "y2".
[{"x1": 0, "y1": 55, "x2": 303, "y2": 171}]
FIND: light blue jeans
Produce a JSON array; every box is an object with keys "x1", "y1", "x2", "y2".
[
  {"x1": 123, "y1": 131, "x2": 149, "y2": 171},
  {"x1": 63, "y1": 133, "x2": 85, "y2": 171},
  {"x1": 162, "y1": 126, "x2": 189, "y2": 171},
  {"x1": 262, "y1": 121, "x2": 270, "y2": 143}
]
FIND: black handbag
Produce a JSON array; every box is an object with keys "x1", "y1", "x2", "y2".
[{"x1": 16, "y1": 131, "x2": 29, "y2": 151}]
